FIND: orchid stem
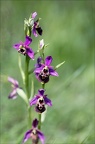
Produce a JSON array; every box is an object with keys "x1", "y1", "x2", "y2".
[
  {"x1": 38, "y1": 114, "x2": 41, "y2": 130},
  {"x1": 25, "y1": 55, "x2": 31, "y2": 127},
  {"x1": 25, "y1": 55, "x2": 30, "y2": 98},
  {"x1": 42, "y1": 83, "x2": 45, "y2": 89}
]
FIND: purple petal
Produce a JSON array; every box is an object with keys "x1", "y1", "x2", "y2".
[
  {"x1": 38, "y1": 89, "x2": 45, "y2": 96},
  {"x1": 37, "y1": 129, "x2": 45, "y2": 144},
  {"x1": 44, "y1": 95, "x2": 52, "y2": 106},
  {"x1": 32, "y1": 12, "x2": 37, "y2": 19},
  {"x1": 32, "y1": 119, "x2": 38, "y2": 128},
  {"x1": 32, "y1": 27, "x2": 38, "y2": 37},
  {"x1": 34, "y1": 66, "x2": 43, "y2": 74},
  {"x1": 8, "y1": 89, "x2": 17, "y2": 99},
  {"x1": 37, "y1": 57, "x2": 42, "y2": 64},
  {"x1": 26, "y1": 47, "x2": 34, "y2": 60},
  {"x1": 35, "y1": 57, "x2": 42, "y2": 68},
  {"x1": 13, "y1": 43, "x2": 21, "y2": 50},
  {"x1": 23, "y1": 129, "x2": 32, "y2": 143},
  {"x1": 8, "y1": 77, "x2": 19, "y2": 87},
  {"x1": 30, "y1": 96, "x2": 38, "y2": 106},
  {"x1": 45, "y1": 56, "x2": 53, "y2": 66},
  {"x1": 49, "y1": 68, "x2": 59, "y2": 76},
  {"x1": 24, "y1": 36, "x2": 32, "y2": 46}
]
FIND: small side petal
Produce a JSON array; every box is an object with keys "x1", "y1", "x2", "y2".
[
  {"x1": 34, "y1": 66, "x2": 43, "y2": 74},
  {"x1": 23, "y1": 129, "x2": 32, "y2": 143},
  {"x1": 32, "y1": 119, "x2": 39, "y2": 128},
  {"x1": 45, "y1": 56, "x2": 52, "y2": 66},
  {"x1": 26, "y1": 47, "x2": 34, "y2": 60},
  {"x1": 32, "y1": 12, "x2": 37, "y2": 19},
  {"x1": 30, "y1": 96, "x2": 38, "y2": 106},
  {"x1": 44, "y1": 96, "x2": 52, "y2": 106},
  {"x1": 49, "y1": 68, "x2": 59, "y2": 77},
  {"x1": 37, "y1": 130, "x2": 45, "y2": 144},
  {"x1": 24, "y1": 36, "x2": 32, "y2": 46},
  {"x1": 38, "y1": 89, "x2": 45, "y2": 96}
]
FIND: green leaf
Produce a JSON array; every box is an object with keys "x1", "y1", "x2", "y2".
[
  {"x1": 18, "y1": 54, "x2": 25, "y2": 84},
  {"x1": 41, "y1": 105, "x2": 47, "y2": 122},
  {"x1": 55, "y1": 61, "x2": 65, "y2": 69},
  {"x1": 16, "y1": 88, "x2": 29, "y2": 105}
]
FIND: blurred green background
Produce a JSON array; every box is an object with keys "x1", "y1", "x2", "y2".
[{"x1": 0, "y1": 0, "x2": 94, "y2": 144}]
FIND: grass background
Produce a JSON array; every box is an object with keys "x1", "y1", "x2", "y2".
[{"x1": 0, "y1": 0, "x2": 95, "y2": 144}]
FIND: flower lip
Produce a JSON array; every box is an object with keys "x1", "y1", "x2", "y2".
[
  {"x1": 36, "y1": 105, "x2": 46, "y2": 113},
  {"x1": 38, "y1": 66, "x2": 50, "y2": 83},
  {"x1": 36, "y1": 27, "x2": 43, "y2": 35},
  {"x1": 39, "y1": 72, "x2": 49, "y2": 83},
  {"x1": 36, "y1": 97, "x2": 46, "y2": 113}
]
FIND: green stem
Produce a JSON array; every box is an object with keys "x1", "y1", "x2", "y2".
[
  {"x1": 42, "y1": 83, "x2": 45, "y2": 89},
  {"x1": 25, "y1": 55, "x2": 30, "y2": 98},
  {"x1": 28, "y1": 106, "x2": 31, "y2": 127},
  {"x1": 42, "y1": 51, "x2": 45, "y2": 63},
  {"x1": 38, "y1": 114, "x2": 41, "y2": 130},
  {"x1": 25, "y1": 55, "x2": 31, "y2": 127}
]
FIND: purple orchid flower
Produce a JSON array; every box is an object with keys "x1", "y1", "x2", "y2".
[
  {"x1": 30, "y1": 89, "x2": 52, "y2": 113},
  {"x1": 31, "y1": 12, "x2": 43, "y2": 37},
  {"x1": 8, "y1": 77, "x2": 19, "y2": 99},
  {"x1": 13, "y1": 36, "x2": 34, "y2": 59},
  {"x1": 23, "y1": 118, "x2": 45, "y2": 144},
  {"x1": 34, "y1": 56, "x2": 59, "y2": 83}
]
